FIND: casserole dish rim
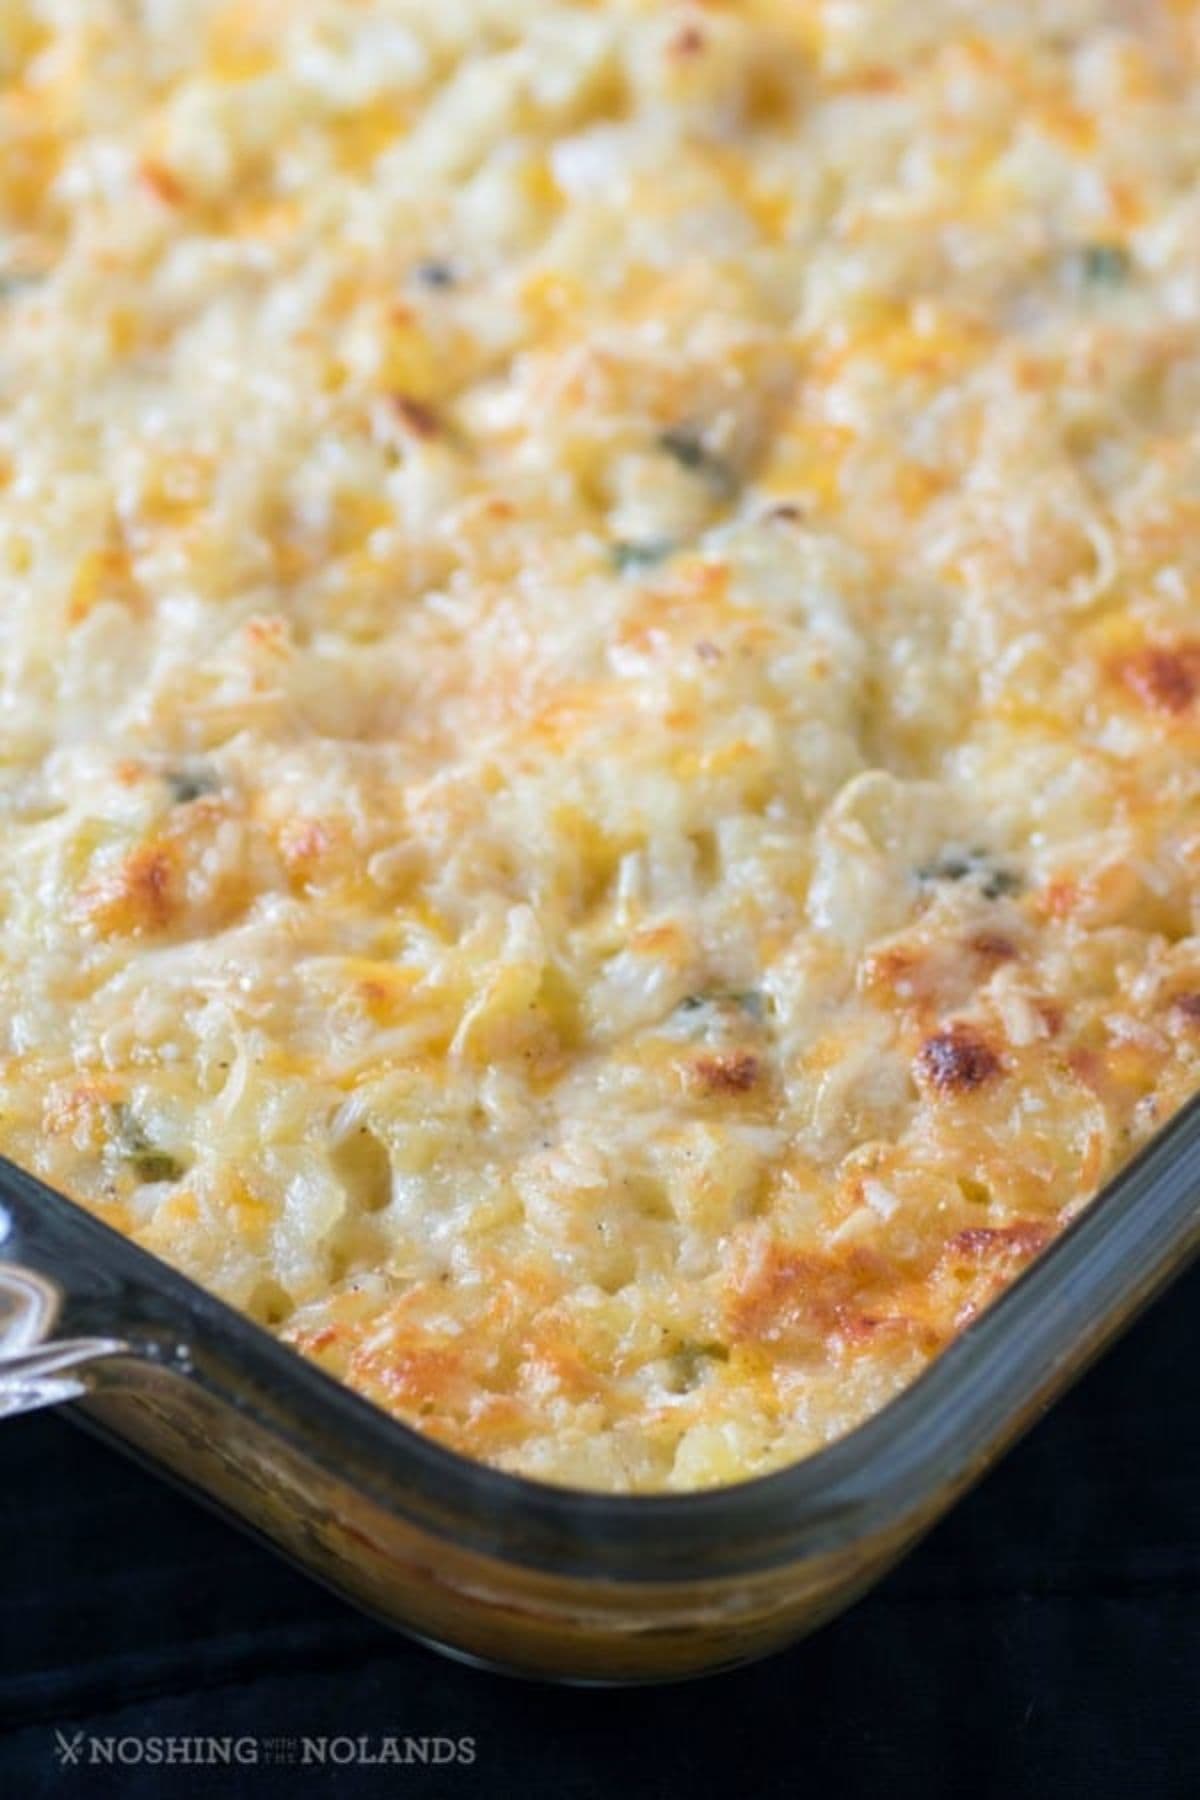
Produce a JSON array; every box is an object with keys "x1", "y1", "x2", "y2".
[{"x1": 2, "y1": 1083, "x2": 1198, "y2": 1587}]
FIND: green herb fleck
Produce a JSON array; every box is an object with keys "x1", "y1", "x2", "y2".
[
  {"x1": 980, "y1": 867, "x2": 1022, "y2": 900},
  {"x1": 1076, "y1": 243, "x2": 1131, "y2": 287},
  {"x1": 112, "y1": 1104, "x2": 185, "y2": 1184},
  {"x1": 413, "y1": 259, "x2": 456, "y2": 289},
  {"x1": 669, "y1": 1340, "x2": 730, "y2": 1392},
  {"x1": 129, "y1": 1149, "x2": 185, "y2": 1183},
  {"x1": 922, "y1": 854, "x2": 970, "y2": 882},
  {"x1": 165, "y1": 767, "x2": 219, "y2": 805},
  {"x1": 611, "y1": 540, "x2": 672, "y2": 574},
  {"x1": 659, "y1": 427, "x2": 708, "y2": 471},
  {"x1": 0, "y1": 270, "x2": 39, "y2": 299},
  {"x1": 657, "y1": 427, "x2": 737, "y2": 495},
  {"x1": 917, "y1": 848, "x2": 1023, "y2": 901},
  {"x1": 678, "y1": 990, "x2": 767, "y2": 1021}
]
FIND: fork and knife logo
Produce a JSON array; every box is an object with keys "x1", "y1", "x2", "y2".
[{"x1": 53, "y1": 1731, "x2": 86, "y2": 1767}]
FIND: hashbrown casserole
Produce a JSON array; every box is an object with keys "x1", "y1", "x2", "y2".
[{"x1": 1, "y1": 0, "x2": 1200, "y2": 1490}]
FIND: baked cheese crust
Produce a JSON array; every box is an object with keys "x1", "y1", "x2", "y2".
[{"x1": 2, "y1": 0, "x2": 1199, "y2": 1489}]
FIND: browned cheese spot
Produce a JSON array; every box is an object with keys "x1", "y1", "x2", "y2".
[
  {"x1": 1114, "y1": 643, "x2": 1200, "y2": 715},
  {"x1": 693, "y1": 1050, "x2": 761, "y2": 1095},
  {"x1": 970, "y1": 932, "x2": 1017, "y2": 965},
  {"x1": 916, "y1": 1025, "x2": 1000, "y2": 1094},
  {"x1": 390, "y1": 394, "x2": 441, "y2": 438}
]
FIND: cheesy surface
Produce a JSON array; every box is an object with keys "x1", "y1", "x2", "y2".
[{"x1": 2, "y1": 1, "x2": 1200, "y2": 1491}]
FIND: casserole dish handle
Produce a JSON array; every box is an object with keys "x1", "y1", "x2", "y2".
[
  {"x1": 0, "y1": 1160, "x2": 195, "y2": 1420},
  {"x1": 0, "y1": 1260, "x2": 128, "y2": 1419}
]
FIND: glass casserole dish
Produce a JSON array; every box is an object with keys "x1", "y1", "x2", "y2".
[
  {"x1": 4, "y1": 0, "x2": 1200, "y2": 1687},
  {"x1": 1, "y1": 1095, "x2": 1196, "y2": 1686}
]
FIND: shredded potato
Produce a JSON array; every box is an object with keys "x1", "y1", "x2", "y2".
[{"x1": 1, "y1": 0, "x2": 1199, "y2": 1490}]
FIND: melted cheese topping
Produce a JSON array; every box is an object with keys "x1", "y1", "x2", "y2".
[{"x1": 2, "y1": 0, "x2": 1200, "y2": 1491}]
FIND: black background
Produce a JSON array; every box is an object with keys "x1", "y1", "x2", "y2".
[{"x1": 1, "y1": 1265, "x2": 1196, "y2": 1800}]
